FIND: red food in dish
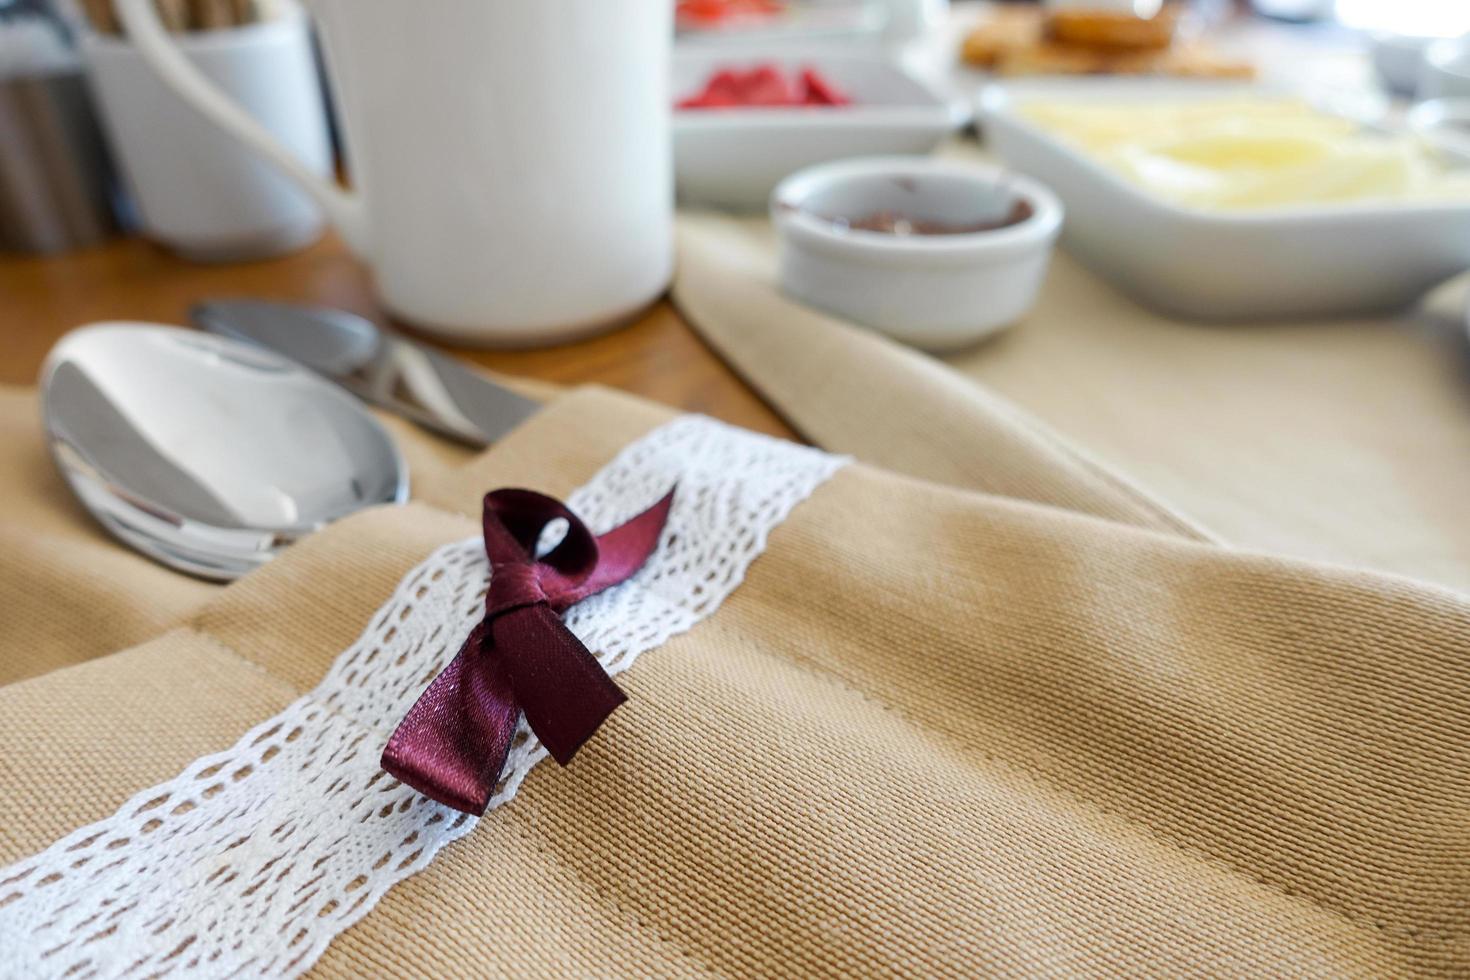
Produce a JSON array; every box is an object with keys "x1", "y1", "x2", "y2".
[
  {"x1": 740, "y1": 65, "x2": 797, "y2": 105},
  {"x1": 676, "y1": 0, "x2": 783, "y2": 27},
  {"x1": 677, "y1": 65, "x2": 853, "y2": 110},
  {"x1": 798, "y1": 68, "x2": 848, "y2": 107}
]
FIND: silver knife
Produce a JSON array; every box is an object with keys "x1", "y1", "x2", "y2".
[{"x1": 191, "y1": 300, "x2": 540, "y2": 447}]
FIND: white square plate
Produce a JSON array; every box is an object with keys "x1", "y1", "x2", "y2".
[
  {"x1": 675, "y1": 50, "x2": 966, "y2": 210},
  {"x1": 978, "y1": 79, "x2": 1470, "y2": 320}
]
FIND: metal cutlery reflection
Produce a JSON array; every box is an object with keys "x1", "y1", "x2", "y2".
[
  {"x1": 191, "y1": 300, "x2": 541, "y2": 448},
  {"x1": 42, "y1": 323, "x2": 408, "y2": 580}
]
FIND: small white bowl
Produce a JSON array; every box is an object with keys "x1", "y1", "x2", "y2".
[
  {"x1": 1370, "y1": 32, "x2": 1435, "y2": 98},
  {"x1": 1422, "y1": 37, "x2": 1470, "y2": 102},
  {"x1": 674, "y1": 51, "x2": 966, "y2": 211},
  {"x1": 771, "y1": 157, "x2": 1063, "y2": 351}
]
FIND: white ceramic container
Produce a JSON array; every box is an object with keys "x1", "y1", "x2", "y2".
[
  {"x1": 674, "y1": 51, "x2": 965, "y2": 211},
  {"x1": 82, "y1": 5, "x2": 329, "y2": 261},
  {"x1": 978, "y1": 80, "x2": 1470, "y2": 320},
  {"x1": 1421, "y1": 37, "x2": 1470, "y2": 102},
  {"x1": 113, "y1": 0, "x2": 673, "y2": 346},
  {"x1": 771, "y1": 157, "x2": 1062, "y2": 351},
  {"x1": 1370, "y1": 32, "x2": 1433, "y2": 98}
]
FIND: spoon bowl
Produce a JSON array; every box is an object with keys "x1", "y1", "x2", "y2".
[{"x1": 42, "y1": 323, "x2": 408, "y2": 580}]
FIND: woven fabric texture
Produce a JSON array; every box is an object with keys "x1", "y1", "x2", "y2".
[{"x1": 0, "y1": 385, "x2": 1466, "y2": 976}]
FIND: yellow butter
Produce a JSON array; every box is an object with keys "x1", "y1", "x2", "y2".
[{"x1": 1020, "y1": 99, "x2": 1470, "y2": 210}]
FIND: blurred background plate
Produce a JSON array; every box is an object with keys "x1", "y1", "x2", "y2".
[
  {"x1": 675, "y1": 49, "x2": 967, "y2": 209},
  {"x1": 978, "y1": 77, "x2": 1470, "y2": 320}
]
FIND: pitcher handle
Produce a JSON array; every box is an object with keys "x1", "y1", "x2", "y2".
[{"x1": 111, "y1": 0, "x2": 370, "y2": 257}]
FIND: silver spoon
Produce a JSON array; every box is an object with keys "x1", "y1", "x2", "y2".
[{"x1": 41, "y1": 322, "x2": 408, "y2": 581}]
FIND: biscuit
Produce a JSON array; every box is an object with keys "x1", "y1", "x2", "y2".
[
  {"x1": 960, "y1": 6, "x2": 1254, "y2": 80},
  {"x1": 1044, "y1": 8, "x2": 1177, "y2": 52}
]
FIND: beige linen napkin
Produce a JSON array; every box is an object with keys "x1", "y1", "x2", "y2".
[
  {"x1": 1, "y1": 384, "x2": 1468, "y2": 975},
  {"x1": 672, "y1": 211, "x2": 1470, "y2": 594}
]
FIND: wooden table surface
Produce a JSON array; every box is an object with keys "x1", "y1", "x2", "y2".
[{"x1": 1, "y1": 231, "x2": 795, "y2": 439}]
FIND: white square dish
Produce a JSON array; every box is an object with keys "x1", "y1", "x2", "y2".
[
  {"x1": 674, "y1": 51, "x2": 966, "y2": 210},
  {"x1": 977, "y1": 80, "x2": 1470, "y2": 320}
]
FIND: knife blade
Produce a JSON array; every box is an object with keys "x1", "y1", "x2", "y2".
[{"x1": 191, "y1": 300, "x2": 540, "y2": 447}]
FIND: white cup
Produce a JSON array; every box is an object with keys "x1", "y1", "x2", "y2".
[
  {"x1": 113, "y1": 0, "x2": 675, "y2": 346},
  {"x1": 82, "y1": 5, "x2": 330, "y2": 262}
]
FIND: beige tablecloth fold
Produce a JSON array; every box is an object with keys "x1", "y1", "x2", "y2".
[
  {"x1": 1, "y1": 383, "x2": 1467, "y2": 976},
  {"x1": 673, "y1": 212, "x2": 1470, "y2": 595}
]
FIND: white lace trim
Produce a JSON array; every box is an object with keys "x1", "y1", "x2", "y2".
[{"x1": 0, "y1": 416, "x2": 845, "y2": 979}]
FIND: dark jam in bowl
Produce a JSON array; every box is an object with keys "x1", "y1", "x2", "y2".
[{"x1": 824, "y1": 198, "x2": 1035, "y2": 236}]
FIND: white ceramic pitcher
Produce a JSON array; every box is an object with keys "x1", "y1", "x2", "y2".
[{"x1": 113, "y1": 0, "x2": 674, "y2": 346}]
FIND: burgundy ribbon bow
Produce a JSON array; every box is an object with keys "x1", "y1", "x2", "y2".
[{"x1": 382, "y1": 486, "x2": 675, "y2": 815}]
